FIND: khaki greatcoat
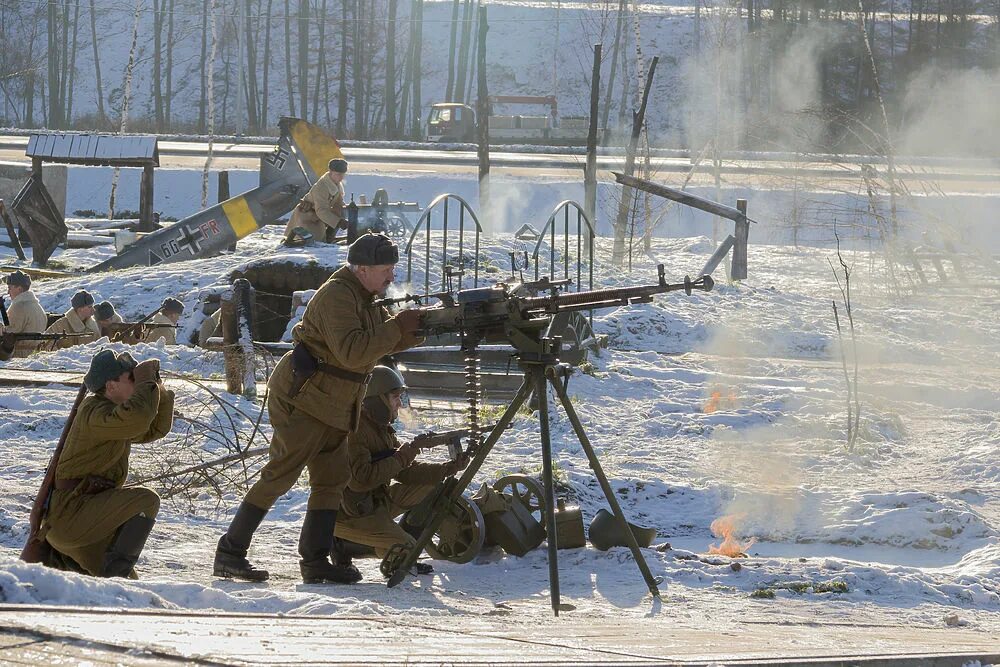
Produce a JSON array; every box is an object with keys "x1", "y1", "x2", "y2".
[
  {"x1": 3, "y1": 289, "x2": 48, "y2": 357},
  {"x1": 283, "y1": 171, "x2": 346, "y2": 243},
  {"x1": 336, "y1": 411, "x2": 450, "y2": 556},
  {"x1": 145, "y1": 312, "x2": 177, "y2": 345},
  {"x1": 243, "y1": 265, "x2": 411, "y2": 512},
  {"x1": 43, "y1": 308, "x2": 101, "y2": 350},
  {"x1": 44, "y1": 380, "x2": 174, "y2": 576}
]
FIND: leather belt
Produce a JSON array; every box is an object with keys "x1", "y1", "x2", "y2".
[
  {"x1": 316, "y1": 362, "x2": 372, "y2": 384},
  {"x1": 54, "y1": 478, "x2": 82, "y2": 491}
]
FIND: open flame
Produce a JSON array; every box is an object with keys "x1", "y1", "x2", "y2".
[
  {"x1": 708, "y1": 514, "x2": 756, "y2": 558},
  {"x1": 704, "y1": 386, "x2": 738, "y2": 414}
]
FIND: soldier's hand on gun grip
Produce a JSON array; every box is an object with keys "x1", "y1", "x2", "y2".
[
  {"x1": 394, "y1": 442, "x2": 419, "y2": 467},
  {"x1": 133, "y1": 359, "x2": 161, "y2": 385},
  {"x1": 443, "y1": 454, "x2": 471, "y2": 476},
  {"x1": 393, "y1": 308, "x2": 423, "y2": 336}
]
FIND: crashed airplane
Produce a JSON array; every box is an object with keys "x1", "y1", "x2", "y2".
[{"x1": 88, "y1": 117, "x2": 343, "y2": 272}]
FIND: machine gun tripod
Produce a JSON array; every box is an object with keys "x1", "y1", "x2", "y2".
[{"x1": 382, "y1": 267, "x2": 714, "y2": 615}]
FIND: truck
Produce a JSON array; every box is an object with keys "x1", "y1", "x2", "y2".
[{"x1": 425, "y1": 96, "x2": 600, "y2": 145}]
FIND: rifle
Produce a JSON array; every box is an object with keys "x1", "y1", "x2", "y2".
[
  {"x1": 1, "y1": 332, "x2": 93, "y2": 361},
  {"x1": 111, "y1": 307, "x2": 167, "y2": 343},
  {"x1": 0, "y1": 295, "x2": 8, "y2": 326},
  {"x1": 20, "y1": 385, "x2": 88, "y2": 563},
  {"x1": 412, "y1": 265, "x2": 714, "y2": 342},
  {"x1": 370, "y1": 422, "x2": 501, "y2": 464}
]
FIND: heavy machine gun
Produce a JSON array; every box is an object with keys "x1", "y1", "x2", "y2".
[{"x1": 382, "y1": 266, "x2": 714, "y2": 615}]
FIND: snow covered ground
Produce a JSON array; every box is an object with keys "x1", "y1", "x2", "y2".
[{"x1": 1, "y1": 166, "x2": 998, "y2": 640}]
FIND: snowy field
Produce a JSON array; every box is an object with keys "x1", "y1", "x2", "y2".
[{"x1": 0, "y1": 166, "x2": 998, "y2": 641}]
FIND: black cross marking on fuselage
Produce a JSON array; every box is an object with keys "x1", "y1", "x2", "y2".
[{"x1": 177, "y1": 225, "x2": 204, "y2": 255}]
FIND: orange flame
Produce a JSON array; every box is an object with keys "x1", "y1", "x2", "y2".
[
  {"x1": 708, "y1": 514, "x2": 756, "y2": 558},
  {"x1": 704, "y1": 386, "x2": 739, "y2": 414}
]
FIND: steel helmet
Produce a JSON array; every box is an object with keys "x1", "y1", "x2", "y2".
[{"x1": 365, "y1": 365, "x2": 407, "y2": 399}]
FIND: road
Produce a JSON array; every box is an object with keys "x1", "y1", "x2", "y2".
[{"x1": 1, "y1": 135, "x2": 998, "y2": 195}]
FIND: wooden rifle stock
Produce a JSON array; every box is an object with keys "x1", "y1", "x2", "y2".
[{"x1": 20, "y1": 385, "x2": 88, "y2": 563}]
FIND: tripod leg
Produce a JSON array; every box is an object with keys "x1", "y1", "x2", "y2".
[
  {"x1": 386, "y1": 377, "x2": 533, "y2": 588},
  {"x1": 547, "y1": 369, "x2": 662, "y2": 599},
  {"x1": 533, "y1": 365, "x2": 562, "y2": 616}
]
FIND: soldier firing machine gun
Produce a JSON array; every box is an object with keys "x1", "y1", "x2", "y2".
[{"x1": 380, "y1": 265, "x2": 714, "y2": 615}]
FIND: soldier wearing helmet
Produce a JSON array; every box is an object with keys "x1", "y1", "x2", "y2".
[
  {"x1": 333, "y1": 366, "x2": 470, "y2": 575},
  {"x1": 214, "y1": 233, "x2": 424, "y2": 584}
]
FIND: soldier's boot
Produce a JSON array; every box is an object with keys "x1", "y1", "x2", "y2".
[
  {"x1": 102, "y1": 513, "x2": 155, "y2": 578},
  {"x1": 214, "y1": 502, "x2": 270, "y2": 582},
  {"x1": 331, "y1": 537, "x2": 376, "y2": 570},
  {"x1": 299, "y1": 510, "x2": 362, "y2": 584}
]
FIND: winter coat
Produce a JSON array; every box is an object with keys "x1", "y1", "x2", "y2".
[
  {"x1": 144, "y1": 312, "x2": 177, "y2": 345},
  {"x1": 43, "y1": 308, "x2": 101, "y2": 350},
  {"x1": 284, "y1": 171, "x2": 345, "y2": 242},
  {"x1": 197, "y1": 309, "x2": 222, "y2": 348},
  {"x1": 267, "y1": 265, "x2": 405, "y2": 431},
  {"x1": 341, "y1": 410, "x2": 450, "y2": 518},
  {"x1": 3, "y1": 289, "x2": 48, "y2": 357}
]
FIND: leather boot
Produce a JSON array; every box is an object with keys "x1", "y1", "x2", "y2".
[
  {"x1": 299, "y1": 510, "x2": 362, "y2": 584},
  {"x1": 214, "y1": 502, "x2": 270, "y2": 582},
  {"x1": 103, "y1": 514, "x2": 155, "y2": 578}
]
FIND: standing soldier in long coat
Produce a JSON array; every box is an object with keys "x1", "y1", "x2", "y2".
[
  {"x1": 214, "y1": 233, "x2": 424, "y2": 584},
  {"x1": 145, "y1": 297, "x2": 184, "y2": 345},
  {"x1": 335, "y1": 366, "x2": 468, "y2": 574},
  {"x1": 44, "y1": 290, "x2": 101, "y2": 350},
  {"x1": 43, "y1": 350, "x2": 174, "y2": 577},
  {"x1": 283, "y1": 158, "x2": 348, "y2": 245},
  {"x1": 1, "y1": 270, "x2": 48, "y2": 358}
]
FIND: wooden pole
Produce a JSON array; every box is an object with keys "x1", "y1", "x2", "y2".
[
  {"x1": 139, "y1": 165, "x2": 154, "y2": 232},
  {"x1": 475, "y1": 5, "x2": 490, "y2": 234},
  {"x1": 219, "y1": 170, "x2": 236, "y2": 251},
  {"x1": 220, "y1": 287, "x2": 241, "y2": 395},
  {"x1": 732, "y1": 199, "x2": 749, "y2": 280},
  {"x1": 234, "y1": 278, "x2": 257, "y2": 399},
  {"x1": 0, "y1": 200, "x2": 27, "y2": 261},
  {"x1": 584, "y1": 44, "x2": 602, "y2": 236}
]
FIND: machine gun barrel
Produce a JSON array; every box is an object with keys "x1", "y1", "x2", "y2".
[{"x1": 520, "y1": 270, "x2": 713, "y2": 314}]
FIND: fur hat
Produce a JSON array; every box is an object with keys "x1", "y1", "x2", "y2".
[
  {"x1": 161, "y1": 297, "x2": 184, "y2": 315},
  {"x1": 328, "y1": 158, "x2": 348, "y2": 173},
  {"x1": 5, "y1": 270, "x2": 31, "y2": 290},
  {"x1": 95, "y1": 301, "x2": 117, "y2": 321},
  {"x1": 71, "y1": 290, "x2": 95, "y2": 309},
  {"x1": 347, "y1": 233, "x2": 399, "y2": 266},
  {"x1": 84, "y1": 350, "x2": 138, "y2": 392}
]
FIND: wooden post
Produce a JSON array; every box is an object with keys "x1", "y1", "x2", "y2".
[
  {"x1": 234, "y1": 278, "x2": 257, "y2": 399},
  {"x1": 220, "y1": 279, "x2": 257, "y2": 398},
  {"x1": 731, "y1": 199, "x2": 749, "y2": 280},
  {"x1": 139, "y1": 165, "x2": 155, "y2": 232},
  {"x1": 584, "y1": 44, "x2": 601, "y2": 238},
  {"x1": 219, "y1": 171, "x2": 236, "y2": 251},
  {"x1": 700, "y1": 234, "x2": 735, "y2": 277},
  {"x1": 475, "y1": 5, "x2": 491, "y2": 235},
  {"x1": 611, "y1": 56, "x2": 658, "y2": 266},
  {"x1": 0, "y1": 200, "x2": 27, "y2": 261},
  {"x1": 220, "y1": 288, "x2": 241, "y2": 395}
]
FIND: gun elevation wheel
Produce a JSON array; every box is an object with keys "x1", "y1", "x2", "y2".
[
  {"x1": 424, "y1": 495, "x2": 486, "y2": 564},
  {"x1": 494, "y1": 474, "x2": 547, "y2": 527}
]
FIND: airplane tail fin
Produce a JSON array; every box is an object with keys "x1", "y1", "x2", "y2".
[{"x1": 277, "y1": 117, "x2": 345, "y2": 186}]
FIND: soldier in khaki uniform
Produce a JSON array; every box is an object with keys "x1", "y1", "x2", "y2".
[
  {"x1": 283, "y1": 158, "x2": 348, "y2": 245},
  {"x1": 145, "y1": 297, "x2": 183, "y2": 345},
  {"x1": 1, "y1": 270, "x2": 48, "y2": 358},
  {"x1": 214, "y1": 233, "x2": 423, "y2": 584},
  {"x1": 95, "y1": 301, "x2": 124, "y2": 339},
  {"x1": 43, "y1": 290, "x2": 101, "y2": 350},
  {"x1": 43, "y1": 351, "x2": 174, "y2": 577},
  {"x1": 197, "y1": 308, "x2": 223, "y2": 348},
  {"x1": 335, "y1": 366, "x2": 468, "y2": 575}
]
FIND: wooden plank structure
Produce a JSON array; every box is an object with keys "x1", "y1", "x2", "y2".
[
  {"x1": 25, "y1": 131, "x2": 159, "y2": 232},
  {"x1": 613, "y1": 172, "x2": 752, "y2": 280},
  {"x1": 0, "y1": 605, "x2": 996, "y2": 665}
]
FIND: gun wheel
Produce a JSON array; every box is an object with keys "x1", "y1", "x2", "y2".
[
  {"x1": 385, "y1": 213, "x2": 410, "y2": 240},
  {"x1": 494, "y1": 474, "x2": 547, "y2": 527},
  {"x1": 424, "y1": 495, "x2": 486, "y2": 564}
]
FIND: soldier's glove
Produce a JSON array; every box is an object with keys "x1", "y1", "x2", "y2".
[
  {"x1": 133, "y1": 359, "x2": 161, "y2": 385},
  {"x1": 394, "y1": 442, "x2": 419, "y2": 467},
  {"x1": 443, "y1": 453, "x2": 471, "y2": 477},
  {"x1": 393, "y1": 308, "x2": 423, "y2": 336}
]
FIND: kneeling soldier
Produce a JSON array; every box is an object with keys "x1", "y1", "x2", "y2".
[
  {"x1": 43, "y1": 350, "x2": 174, "y2": 578},
  {"x1": 335, "y1": 366, "x2": 468, "y2": 575}
]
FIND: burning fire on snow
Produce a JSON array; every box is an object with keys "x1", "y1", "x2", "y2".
[
  {"x1": 708, "y1": 514, "x2": 756, "y2": 558},
  {"x1": 704, "y1": 386, "x2": 738, "y2": 414}
]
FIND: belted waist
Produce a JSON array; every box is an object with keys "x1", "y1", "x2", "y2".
[
  {"x1": 316, "y1": 362, "x2": 372, "y2": 384},
  {"x1": 54, "y1": 478, "x2": 82, "y2": 491}
]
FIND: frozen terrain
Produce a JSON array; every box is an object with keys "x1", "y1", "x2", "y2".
[{"x1": 0, "y1": 165, "x2": 998, "y2": 639}]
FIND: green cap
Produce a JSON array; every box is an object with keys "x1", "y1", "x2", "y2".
[{"x1": 83, "y1": 350, "x2": 138, "y2": 392}]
